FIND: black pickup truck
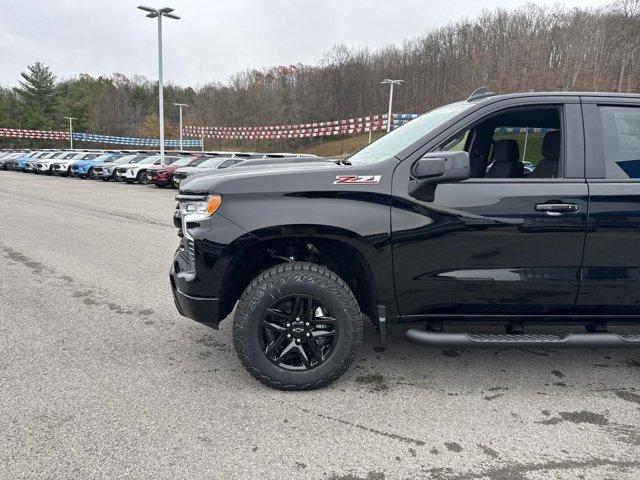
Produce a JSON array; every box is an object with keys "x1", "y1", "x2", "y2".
[{"x1": 170, "y1": 89, "x2": 640, "y2": 390}]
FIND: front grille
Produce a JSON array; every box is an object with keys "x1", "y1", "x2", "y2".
[
  {"x1": 175, "y1": 173, "x2": 187, "y2": 180},
  {"x1": 116, "y1": 168, "x2": 127, "y2": 174},
  {"x1": 94, "y1": 167, "x2": 103, "y2": 174},
  {"x1": 185, "y1": 239, "x2": 195, "y2": 264}
]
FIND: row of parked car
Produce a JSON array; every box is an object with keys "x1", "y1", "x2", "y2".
[{"x1": 0, "y1": 148, "x2": 322, "y2": 187}]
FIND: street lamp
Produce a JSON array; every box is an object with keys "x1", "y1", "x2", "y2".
[
  {"x1": 381, "y1": 79, "x2": 404, "y2": 133},
  {"x1": 173, "y1": 103, "x2": 188, "y2": 150},
  {"x1": 63, "y1": 116, "x2": 77, "y2": 149},
  {"x1": 137, "y1": 5, "x2": 180, "y2": 161}
]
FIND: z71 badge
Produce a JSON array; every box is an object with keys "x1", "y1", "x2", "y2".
[{"x1": 333, "y1": 175, "x2": 382, "y2": 185}]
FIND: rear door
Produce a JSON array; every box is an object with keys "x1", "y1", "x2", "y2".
[{"x1": 578, "y1": 97, "x2": 640, "y2": 315}]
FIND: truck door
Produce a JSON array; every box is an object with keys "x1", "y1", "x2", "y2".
[
  {"x1": 391, "y1": 98, "x2": 588, "y2": 320},
  {"x1": 577, "y1": 98, "x2": 640, "y2": 315}
]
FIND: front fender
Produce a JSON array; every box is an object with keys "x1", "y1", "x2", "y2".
[{"x1": 218, "y1": 190, "x2": 396, "y2": 312}]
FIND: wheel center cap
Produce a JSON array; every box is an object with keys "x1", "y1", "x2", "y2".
[{"x1": 291, "y1": 321, "x2": 305, "y2": 335}]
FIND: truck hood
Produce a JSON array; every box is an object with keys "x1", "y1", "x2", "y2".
[{"x1": 180, "y1": 160, "x2": 348, "y2": 194}]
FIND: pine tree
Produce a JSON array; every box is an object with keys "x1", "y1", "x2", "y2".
[{"x1": 14, "y1": 62, "x2": 58, "y2": 129}]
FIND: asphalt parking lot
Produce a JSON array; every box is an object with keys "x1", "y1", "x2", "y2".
[{"x1": 1, "y1": 171, "x2": 640, "y2": 480}]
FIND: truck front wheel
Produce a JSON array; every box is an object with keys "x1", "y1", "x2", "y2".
[{"x1": 233, "y1": 262, "x2": 363, "y2": 390}]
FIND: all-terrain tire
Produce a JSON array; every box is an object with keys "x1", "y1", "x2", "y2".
[{"x1": 233, "y1": 262, "x2": 363, "y2": 390}]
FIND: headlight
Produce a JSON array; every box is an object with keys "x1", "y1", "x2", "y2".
[
  {"x1": 178, "y1": 194, "x2": 222, "y2": 221},
  {"x1": 176, "y1": 194, "x2": 221, "y2": 241}
]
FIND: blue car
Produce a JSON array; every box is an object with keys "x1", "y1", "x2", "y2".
[
  {"x1": 70, "y1": 152, "x2": 115, "y2": 178},
  {"x1": 14, "y1": 151, "x2": 50, "y2": 171}
]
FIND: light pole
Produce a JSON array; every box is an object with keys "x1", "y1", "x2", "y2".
[
  {"x1": 138, "y1": 6, "x2": 180, "y2": 161},
  {"x1": 63, "y1": 116, "x2": 77, "y2": 149},
  {"x1": 173, "y1": 103, "x2": 188, "y2": 150},
  {"x1": 381, "y1": 79, "x2": 404, "y2": 133}
]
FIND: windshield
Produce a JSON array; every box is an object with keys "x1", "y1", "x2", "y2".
[
  {"x1": 163, "y1": 156, "x2": 180, "y2": 165},
  {"x1": 171, "y1": 157, "x2": 192, "y2": 167},
  {"x1": 104, "y1": 154, "x2": 124, "y2": 163},
  {"x1": 190, "y1": 157, "x2": 211, "y2": 167},
  {"x1": 139, "y1": 155, "x2": 158, "y2": 164},
  {"x1": 128, "y1": 155, "x2": 149, "y2": 164},
  {"x1": 347, "y1": 102, "x2": 473, "y2": 164},
  {"x1": 198, "y1": 158, "x2": 223, "y2": 168}
]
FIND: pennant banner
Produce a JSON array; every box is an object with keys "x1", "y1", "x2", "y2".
[
  {"x1": 184, "y1": 113, "x2": 420, "y2": 140},
  {"x1": 0, "y1": 128, "x2": 201, "y2": 148},
  {"x1": 72, "y1": 132, "x2": 202, "y2": 148},
  {"x1": 0, "y1": 113, "x2": 421, "y2": 144},
  {"x1": 0, "y1": 127, "x2": 69, "y2": 140}
]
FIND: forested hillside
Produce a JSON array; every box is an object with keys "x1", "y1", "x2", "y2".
[{"x1": 1, "y1": 0, "x2": 639, "y2": 149}]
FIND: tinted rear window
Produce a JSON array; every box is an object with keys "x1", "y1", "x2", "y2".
[{"x1": 599, "y1": 106, "x2": 640, "y2": 179}]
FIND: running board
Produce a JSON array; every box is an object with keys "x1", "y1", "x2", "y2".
[{"x1": 405, "y1": 330, "x2": 640, "y2": 348}]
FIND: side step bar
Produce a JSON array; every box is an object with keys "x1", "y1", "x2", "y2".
[{"x1": 405, "y1": 329, "x2": 640, "y2": 348}]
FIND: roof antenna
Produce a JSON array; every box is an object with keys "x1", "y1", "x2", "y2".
[{"x1": 467, "y1": 87, "x2": 496, "y2": 102}]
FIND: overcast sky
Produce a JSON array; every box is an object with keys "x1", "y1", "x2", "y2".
[{"x1": 1, "y1": 0, "x2": 613, "y2": 88}]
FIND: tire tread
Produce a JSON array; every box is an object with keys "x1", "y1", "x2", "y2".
[{"x1": 233, "y1": 261, "x2": 363, "y2": 391}]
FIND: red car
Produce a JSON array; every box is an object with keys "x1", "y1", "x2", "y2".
[{"x1": 147, "y1": 155, "x2": 213, "y2": 187}]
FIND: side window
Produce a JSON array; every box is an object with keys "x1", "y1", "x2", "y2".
[
  {"x1": 490, "y1": 127, "x2": 560, "y2": 177},
  {"x1": 599, "y1": 106, "x2": 640, "y2": 179},
  {"x1": 438, "y1": 107, "x2": 562, "y2": 179},
  {"x1": 441, "y1": 131, "x2": 469, "y2": 152}
]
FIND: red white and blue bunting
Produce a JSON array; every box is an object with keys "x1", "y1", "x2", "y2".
[
  {"x1": 0, "y1": 113, "x2": 420, "y2": 145},
  {"x1": 184, "y1": 113, "x2": 420, "y2": 140}
]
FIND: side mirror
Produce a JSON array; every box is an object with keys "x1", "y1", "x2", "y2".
[{"x1": 411, "y1": 151, "x2": 470, "y2": 183}]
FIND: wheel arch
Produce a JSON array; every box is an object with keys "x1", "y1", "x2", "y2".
[{"x1": 218, "y1": 226, "x2": 383, "y2": 324}]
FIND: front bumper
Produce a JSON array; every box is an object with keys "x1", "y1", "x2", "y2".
[
  {"x1": 116, "y1": 168, "x2": 136, "y2": 180},
  {"x1": 94, "y1": 167, "x2": 111, "y2": 179},
  {"x1": 170, "y1": 266, "x2": 221, "y2": 328},
  {"x1": 149, "y1": 171, "x2": 171, "y2": 185},
  {"x1": 52, "y1": 164, "x2": 68, "y2": 175},
  {"x1": 71, "y1": 166, "x2": 89, "y2": 177},
  {"x1": 169, "y1": 206, "x2": 258, "y2": 327}
]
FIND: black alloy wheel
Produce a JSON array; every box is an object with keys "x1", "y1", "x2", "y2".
[
  {"x1": 260, "y1": 295, "x2": 337, "y2": 371},
  {"x1": 137, "y1": 170, "x2": 148, "y2": 184},
  {"x1": 233, "y1": 262, "x2": 363, "y2": 390}
]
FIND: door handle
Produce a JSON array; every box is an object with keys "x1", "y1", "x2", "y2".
[{"x1": 535, "y1": 203, "x2": 580, "y2": 216}]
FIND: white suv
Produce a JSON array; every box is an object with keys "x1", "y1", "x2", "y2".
[
  {"x1": 51, "y1": 152, "x2": 98, "y2": 176},
  {"x1": 115, "y1": 154, "x2": 181, "y2": 184}
]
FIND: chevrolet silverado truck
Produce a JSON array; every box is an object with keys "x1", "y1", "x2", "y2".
[{"x1": 171, "y1": 89, "x2": 640, "y2": 390}]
